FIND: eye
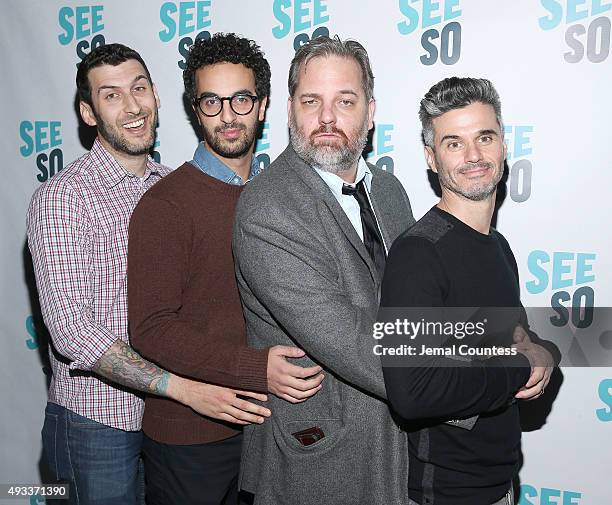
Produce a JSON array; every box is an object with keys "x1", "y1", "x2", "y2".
[
  {"x1": 447, "y1": 141, "x2": 462, "y2": 150},
  {"x1": 339, "y1": 99, "x2": 354, "y2": 107},
  {"x1": 203, "y1": 97, "x2": 220, "y2": 106},
  {"x1": 104, "y1": 92, "x2": 120, "y2": 101},
  {"x1": 302, "y1": 98, "x2": 318, "y2": 106},
  {"x1": 233, "y1": 95, "x2": 249, "y2": 104},
  {"x1": 479, "y1": 135, "x2": 493, "y2": 144},
  {"x1": 133, "y1": 85, "x2": 147, "y2": 93}
]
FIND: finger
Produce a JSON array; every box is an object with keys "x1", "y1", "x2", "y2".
[
  {"x1": 225, "y1": 405, "x2": 267, "y2": 424},
  {"x1": 275, "y1": 346, "x2": 306, "y2": 358},
  {"x1": 514, "y1": 386, "x2": 540, "y2": 400},
  {"x1": 276, "y1": 373, "x2": 324, "y2": 392},
  {"x1": 218, "y1": 413, "x2": 250, "y2": 426},
  {"x1": 523, "y1": 367, "x2": 545, "y2": 389},
  {"x1": 279, "y1": 373, "x2": 324, "y2": 391},
  {"x1": 278, "y1": 384, "x2": 322, "y2": 400},
  {"x1": 234, "y1": 390, "x2": 268, "y2": 402},
  {"x1": 513, "y1": 326, "x2": 527, "y2": 344},
  {"x1": 276, "y1": 393, "x2": 308, "y2": 404},
  {"x1": 233, "y1": 398, "x2": 272, "y2": 417},
  {"x1": 297, "y1": 383, "x2": 323, "y2": 399},
  {"x1": 284, "y1": 362, "x2": 323, "y2": 379}
]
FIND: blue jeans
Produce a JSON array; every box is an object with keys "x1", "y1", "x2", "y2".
[{"x1": 41, "y1": 402, "x2": 144, "y2": 505}]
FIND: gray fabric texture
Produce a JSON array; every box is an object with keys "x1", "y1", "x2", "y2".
[{"x1": 233, "y1": 145, "x2": 415, "y2": 505}]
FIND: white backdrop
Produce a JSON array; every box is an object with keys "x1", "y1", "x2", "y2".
[{"x1": 1, "y1": 1, "x2": 611, "y2": 504}]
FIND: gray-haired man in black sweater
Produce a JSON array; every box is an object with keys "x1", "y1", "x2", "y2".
[{"x1": 380, "y1": 77, "x2": 559, "y2": 505}]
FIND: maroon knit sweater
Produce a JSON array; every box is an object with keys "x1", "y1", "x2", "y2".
[{"x1": 128, "y1": 162, "x2": 268, "y2": 445}]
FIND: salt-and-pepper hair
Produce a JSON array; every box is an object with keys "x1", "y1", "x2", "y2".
[
  {"x1": 288, "y1": 35, "x2": 374, "y2": 100},
  {"x1": 419, "y1": 77, "x2": 503, "y2": 148}
]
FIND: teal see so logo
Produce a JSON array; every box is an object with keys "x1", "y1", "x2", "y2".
[
  {"x1": 398, "y1": 0, "x2": 463, "y2": 65},
  {"x1": 539, "y1": 0, "x2": 611, "y2": 63},
  {"x1": 20, "y1": 121, "x2": 64, "y2": 183},
  {"x1": 58, "y1": 5, "x2": 106, "y2": 64},
  {"x1": 519, "y1": 484, "x2": 581, "y2": 505},
  {"x1": 255, "y1": 122, "x2": 271, "y2": 171},
  {"x1": 159, "y1": 1, "x2": 212, "y2": 69},
  {"x1": 272, "y1": 0, "x2": 331, "y2": 52},
  {"x1": 504, "y1": 125, "x2": 534, "y2": 203},
  {"x1": 366, "y1": 123, "x2": 396, "y2": 174},
  {"x1": 596, "y1": 378, "x2": 612, "y2": 421},
  {"x1": 526, "y1": 251, "x2": 596, "y2": 328}
]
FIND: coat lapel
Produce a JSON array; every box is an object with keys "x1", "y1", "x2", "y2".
[{"x1": 281, "y1": 146, "x2": 378, "y2": 281}]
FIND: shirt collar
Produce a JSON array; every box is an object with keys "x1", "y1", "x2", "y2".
[
  {"x1": 92, "y1": 138, "x2": 162, "y2": 188},
  {"x1": 314, "y1": 157, "x2": 372, "y2": 199},
  {"x1": 191, "y1": 141, "x2": 260, "y2": 185}
]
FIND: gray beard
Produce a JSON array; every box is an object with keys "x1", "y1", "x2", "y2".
[{"x1": 289, "y1": 116, "x2": 369, "y2": 175}]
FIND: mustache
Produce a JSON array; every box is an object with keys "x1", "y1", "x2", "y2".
[
  {"x1": 215, "y1": 122, "x2": 246, "y2": 133},
  {"x1": 459, "y1": 162, "x2": 494, "y2": 173},
  {"x1": 310, "y1": 125, "x2": 349, "y2": 142}
]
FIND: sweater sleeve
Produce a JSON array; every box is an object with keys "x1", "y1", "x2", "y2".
[
  {"x1": 128, "y1": 194, "x2": 268, "y2": 392},
  {"x1": 380, "y1": 235, "x2": 531, "y2": 422},
  {"x1": 496, "y1": 231, "x2": 562, "y2": 366}
]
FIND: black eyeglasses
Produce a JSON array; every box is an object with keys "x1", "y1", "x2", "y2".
[{"x1": 194, "y1": 94, "x2": 259, "y2": 117}]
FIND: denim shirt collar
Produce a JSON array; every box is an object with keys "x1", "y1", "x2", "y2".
[{"x1": 191, "y1": 142, "x2": 261, "y2": 185}]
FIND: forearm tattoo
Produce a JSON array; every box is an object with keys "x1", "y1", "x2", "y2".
[{"x1": 93, "y1": 340, "x2": 170, "y2": 396}]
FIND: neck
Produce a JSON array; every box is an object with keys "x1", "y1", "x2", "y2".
[
  {"x1": 437, "y1": 191, "x2": 496, "y2": 235},
  {"x1": 205, "y1": 144, "x2": 253, "y2": 182},
  {"x1": 97, "y1": 136, "x2": 148, "y2": 178},
  {"x1": 337, "y1": 163, "x2": 358, "y2": 184}
]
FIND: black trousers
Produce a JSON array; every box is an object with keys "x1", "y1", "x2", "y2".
[{"x1": 142, "y1": 433, "x2": 242, "y2": 505}]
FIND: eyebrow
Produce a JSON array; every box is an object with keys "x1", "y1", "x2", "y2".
[
  {"x1": 198, "y1": 88, "x2": 255, "y2": 98},
  {"x1": 298, "y1": 90, "x2": 359, "y2": 99},
  {"x1": 97, "y1": 74, "x2": 149, "y2": 94},
  {"x1": 439, "y1": 129, "x2": 499, "y2": 144}
]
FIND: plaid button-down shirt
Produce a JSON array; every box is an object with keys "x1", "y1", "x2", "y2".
[{"x1": 27, "y1": 139, "x2": 171, "y2": 431}]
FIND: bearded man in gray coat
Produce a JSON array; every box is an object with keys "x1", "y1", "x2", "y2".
[{"x1": 233, "y1": 36, "x2": 415, "y2": 505}]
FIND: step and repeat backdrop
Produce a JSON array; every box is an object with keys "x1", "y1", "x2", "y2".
[{"x1": 1, "y1": 1, "x2": 611, "y2": 503}]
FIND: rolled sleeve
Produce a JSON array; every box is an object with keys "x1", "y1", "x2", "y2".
[{"x1": 27, "y1": 182, "x2": 118, "y2": 371}]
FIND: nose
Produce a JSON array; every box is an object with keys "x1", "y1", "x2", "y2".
[
  {"x1": 123, "y1": 92, "x2": 141, "y2": 115},
  {"x1": 464, "y1": 141, "x2": 483, "y2": 163},
  {"x1": 318, "y1": 101, "x2": 336, "y2": 126},
  {"x1": 220, "y1": 99, "x2": 237, "y2": 124}
]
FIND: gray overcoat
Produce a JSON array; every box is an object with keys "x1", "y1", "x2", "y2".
[{"x1": 233, "y1": 145, "x2": 415, "y2": 505}]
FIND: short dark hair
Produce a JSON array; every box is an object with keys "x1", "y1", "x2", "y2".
[
  {"x1": 183, "y1": 33, "x2": 271, "y2": 103},
  {"x1": 419, "y1": 77, "x2": 503, "y2": 148},
  {"x1": 288, "y1": 36, "x2": 374, "y2": 100},
  {"x1": 76, "y1": 43, "x2": 152, "y2": 109}
]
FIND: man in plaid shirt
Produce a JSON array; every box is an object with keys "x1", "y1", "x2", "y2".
[{"x1": 26, "y1": 43, "x2": 271, "y2": 505}]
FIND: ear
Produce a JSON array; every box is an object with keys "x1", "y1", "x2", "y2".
[
  {"x1": 152, "y1": 83, "x2": 160, "y2": 109},
  {"x1": 367, "y1": 98, "x2": 376, "y2": 130},
  {"x1": 424, "y1": 145, "x2": 438, "y2": 173},
  {"x1": 191, "y1": 101, "x2": 201, "y2": 126},
  {"x1": 258, "y1": 96, "x2": 268, "y2": 122},
  {"x1": 79, "y1": 101, "x2": 97, "y2": 127},
  {"x1": 287, "y1": 97, "x2": 293, "y2": 126}
]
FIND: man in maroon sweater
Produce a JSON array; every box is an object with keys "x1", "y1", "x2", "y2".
[{"x1": 128, "y1": 34, "x2": 324, "y2": 505}]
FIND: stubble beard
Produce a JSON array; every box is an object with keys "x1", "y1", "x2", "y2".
[
  {"x1": 201, "y1": 120, "x2": 259, "y2": 159},
  {"x1": 95, "y1": 108, "x2": 157, "y2": 156},
  {"x1": 289, "y1": 113, "x2": 369, "y2": 175},
  {"x1": 437, "y1": 158, "x2": 504, "y2": 202}
]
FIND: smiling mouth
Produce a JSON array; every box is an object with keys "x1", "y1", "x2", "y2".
[
  {"x1": 460, "y1": 163, "x2": 492, "y2": 176},
  {"x1": 123, "y1": 118, "x2": 145, "y2": 129}
]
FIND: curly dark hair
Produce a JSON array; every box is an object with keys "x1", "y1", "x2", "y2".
[
  {"x1": 76, "y1": 43, "x2": 152, "y2": 109},
  {"x1": 183, "y1": 33, "x2": 271, "y2": 103}
]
